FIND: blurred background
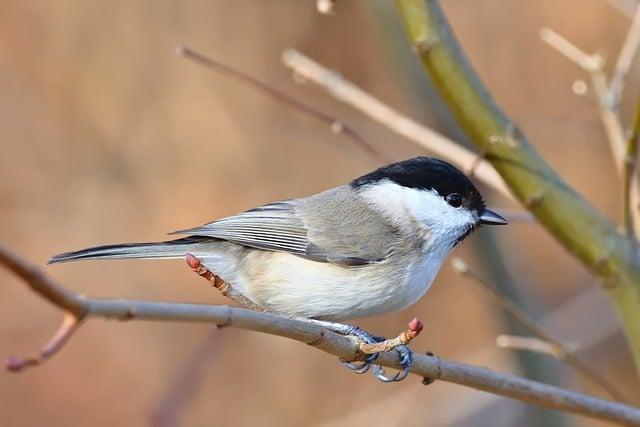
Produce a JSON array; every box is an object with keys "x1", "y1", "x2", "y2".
[{"x1": 1, "y1": 1, "x2": 639, "y2": 426}]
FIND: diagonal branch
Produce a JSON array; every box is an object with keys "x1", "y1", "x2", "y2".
[
  {"x1": 395, "y1": 0, "x2": 640, "y2": 376},
  {"x1": 2, "y1": 245, "x2": 640, "y2": 426},
  {"x1": 539, "y1": 27, "x2": 626, "y2": 174},
  {"x1": 452, "y1": 258, "x2": 628, "y2": 402},
  {"x1": 610, "y1": 6, "x2": 640, "y2": 110},
  {"x1": 176, "y1": 45, "x2": 390, "y2": 164},
  {"x1": 281, "y1": 48, "x2": 515, "y2": 202}
]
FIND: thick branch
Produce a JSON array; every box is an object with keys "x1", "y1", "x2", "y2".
[
  {"x1": 1, "y1": 246, "x2": 640, "y2": 425},
  {"x1": 395, "y1": 0, "x2": 640, "y2": 374}
]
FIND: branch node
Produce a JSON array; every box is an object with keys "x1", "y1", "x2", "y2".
[
  {"x1": 422, "y1": 351, "x2": 441, "y2": 385},
  {"x1": 524, "y1": 191, "x2": 544, "y2": 209},
  {"x1": 306, "y1": 330, "x2": 326, "y2": 347},
  {"x1": 412, "y1": 37, "x2": 439, "y2": 56}
]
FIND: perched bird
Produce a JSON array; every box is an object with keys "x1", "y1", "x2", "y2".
[{"x1": 49, "y1": 157, "x2": 506, "y2": 381}]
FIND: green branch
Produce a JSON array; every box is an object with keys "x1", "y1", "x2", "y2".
[{"x1": 395, "y1": 0, "x2": 640, "y2": 373}]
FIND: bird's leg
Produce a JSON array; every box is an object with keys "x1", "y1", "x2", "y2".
[
  {"x1": 185, "y1": 254, "x2": 267, "y2": 312},
  {"x1": 185, "y1": 253, "x2": 230, "y2": 295},
  {"x1": 185, "y1": 253, "x2": 420, "y2": 382},
  {"x1": 309, "y1": 318, "x2": 423, "y2": 382}
]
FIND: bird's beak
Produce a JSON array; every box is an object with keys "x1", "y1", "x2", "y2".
[{"x1": 479, "y1": 208, "x2": 508, "y2": 225}]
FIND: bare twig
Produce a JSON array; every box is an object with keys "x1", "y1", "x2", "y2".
[
  {"x1": 6, "y1": 313, "x2": 84, "y2": 372},
  {"x1": 496, "y1": 335, "x2": 572, "y2": 359},
  {"x1": 610, "y1": 7, "x2": 640, "y2": 109},
  {"x1": 281, "y1": 48, "x2": 517, "y2": 202},
  {"x1": 607, "y1": 0, "x2": 640, "y2": 18},
  {"x1": 2, "y1": 245, "x2": 640, "y2": 425},
  {"x1": 539, "y1": 28, "x2": 604, "y2": 72},
  {"x1": 151, "y1": 328, "x2": 220, "y2": 427},
  {"x1": 540, "y1": 28, "x2": 626, "y2": 172},
  {"x1": 623, "y1": 98, "x2": 640, "y2": 235},
  {"x1": 176, "y1": 45, "x2": 390, "y2": 163},
  {"x1": 452, "y1": 257, "x2": 628, "y2": 402}
]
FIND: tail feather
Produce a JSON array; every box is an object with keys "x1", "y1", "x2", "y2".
[{"x1": 48, "y1": 236, "x2": 211, "y2": 264}]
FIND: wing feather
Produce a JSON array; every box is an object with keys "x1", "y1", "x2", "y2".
[{"x1": 170, "y1": 200, "x2": 310, "y2": 255}]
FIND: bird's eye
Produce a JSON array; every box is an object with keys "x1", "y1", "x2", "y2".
[{"x1": 446, "y1": 193, "x2": 463, "y2": 208}]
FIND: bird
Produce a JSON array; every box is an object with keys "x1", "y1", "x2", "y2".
[{"x1": 49, "y1": 156, "x2": 507, "y2": 381}]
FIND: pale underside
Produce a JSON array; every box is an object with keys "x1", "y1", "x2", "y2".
[{"x1": 173, "y1": 183, "x2": 474, "y2": 320}]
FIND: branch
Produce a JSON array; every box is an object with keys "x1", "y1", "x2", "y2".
[
  {"x1": 395, "y1": 0, "x2": 640, "y2": 375},
  {"x1": 452, "y1": 258, "x2": 628, "y2": 402},
  {"x1": 2, "y1": 245, "x2": 640, "y2": 426},
  {"x1": 281, "y1": 48, "x2": 516, "y2": 202},
  {"x1": 175, "y1": 45, "x2": 390, "y2": 164}
]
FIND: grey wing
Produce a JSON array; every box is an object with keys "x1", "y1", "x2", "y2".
[
  {"x1": 170, "y1": 200, "x2": 309, "y2": 256},
  {"x1": 170, "y1": 191, "x2": 394, "y2": 266}
]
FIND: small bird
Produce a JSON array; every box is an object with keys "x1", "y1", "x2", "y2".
[{"x1": 49, "y1": 157, "x2": 506, "y2": 381}]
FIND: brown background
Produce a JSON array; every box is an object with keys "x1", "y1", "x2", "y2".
[{"x1": 1, "y1": 1, "x2": 638, "y2": 426}]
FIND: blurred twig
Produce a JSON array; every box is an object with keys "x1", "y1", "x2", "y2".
[
  {"x1": 611, "y1": 7, "x2": 640, "y2": 108},
  {"x1": 540, "y1": 9, "x2": 640, "y2": 237},
  {"x1": 281, "y1": 48, "x2": 517, "y2": 202},
  {"x1": 623, "y1": 98, "x2": 640, "y2": 235},
  {"x1": 540, "y1": 28, "x2": 625, "y2": 172},
  {"x1": 452, "y1": 258, "x2": 628, "y2": 403},
  {"x1": 607, "y1": 0, "x2": 640, "y2": 17},
  {"x1": 496, "y1": 335, "x2": 573, "y2": 359},
  {"x1": 151, "y1": 328, "x2": 220, "y2": 427},
  {"x1": 176, "y1": 45, "x2": 390, "y2": 163},
  {"x1": 3, "y1": 245, "x2": 640, "y2": 426}
]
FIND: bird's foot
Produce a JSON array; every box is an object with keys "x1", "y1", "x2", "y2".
[
  {"x1": 314, "y1": 318, "x2": 423, "y2": 382},
  {"x1": 185, "y1": 253, "x2": 230, "y2": 295}
]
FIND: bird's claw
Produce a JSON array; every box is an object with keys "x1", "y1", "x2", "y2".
[
  {"x1": 338, "y1": 326, "x2": 383, "y2": 374},
  {"x1": 332, "y1": 319, "x2": 422, "y2": 383},
  {"x1": 371, "y1": 345, "x2": 413, "y2": 382}
]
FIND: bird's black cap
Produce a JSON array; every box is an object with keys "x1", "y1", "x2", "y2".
[{"x1": 351, "y1": 157, "x2": 486, "y2": 212}]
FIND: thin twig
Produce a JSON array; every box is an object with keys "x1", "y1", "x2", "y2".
[
  {"x1": 1, "y1": 245, "x2": 640, "y2": 426},
  {"x1": 539, "y1": 28, "x2": 604, "y2": 72},
  {"x1": 623, "y1": 97, "x2": 640, "y2": 235},
  {"x1": 151, "y1": 328, "x2": 220, "y2": 427},
  {"x1": 496, "y1": 335, "x2": 573, "y2": 359},
  {"x1": 606, "y1": 0, "x2": 640, "y2": 18},
  {"x1": 540, "y1": 23, "x2": 640, "y2": 236},
  {"x1": 5, "y1": 313, "x2": 84, "y2": 372},
  {"x1": 610, "y1": 7, "x2": 640, "y2": 109},
  {"x1": 175, "y1": 45, "x2": 390, "y2": 163},
  {"x1": 451, "y1": 257, "x2": 628, "y2": 403},
  {"x1": 540, "y1": 27, "x2": 626, "y2": 172},
  {"x1": 281, "y1": 48, "x2": 517, "y2": 202}
]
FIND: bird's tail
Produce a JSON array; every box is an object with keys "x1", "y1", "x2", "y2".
[{"x1": 48, "y1": 236, "x2": 213, "y2": 264}]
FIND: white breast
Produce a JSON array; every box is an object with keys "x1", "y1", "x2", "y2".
[{"x1": 201, "y1": 180, "x2": 470, "y2": 321}]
